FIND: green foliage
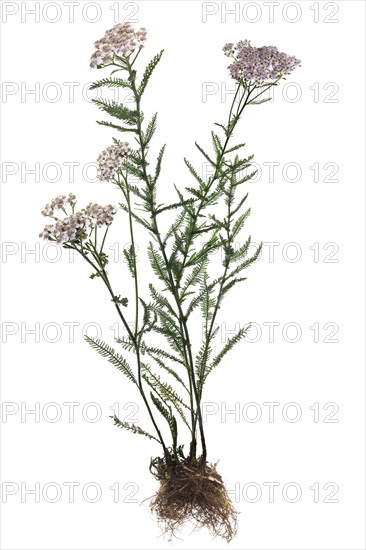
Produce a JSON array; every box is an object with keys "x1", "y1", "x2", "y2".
[
  {"x1": 87, "y1": 49, "x2": 269, "y2": 460},
  {"x1": 143, "y1": 346, "x2": 188, "y2": 391},
  {"x1": 150, "y1": 391, "x2": 178, "y2": 448},
  {"x1": 92, "y1": 98, "x2": 140, "y2": 126},
  {"x1": 163, "y1": 209, "x2": 187, "y2": 246},
  {"x1": 142, "y1": 363, "x2": 190, "y2": 431},
  {"x1": 201, "y1": 325, "x2": 251, "y2": 388},
  {"x1": 112, "y1": 295, "x2": 129, "y2": 307},
  {"x1": 96, "y1": 120, "x2": 138, "y2": 134},
  {"x1": 116, "y1": 336, "x2": 135, "y2": 352},
  {"x1": 89, "y1": 77, "x2": 131, "y2": 91},
  {"x1": 226, "y1": 243, "x2": 262, "y2": 280},
  {"x1": 112, "y1": 415, "x2": 159, "y2": 442},
  {"x1": 85, "y1": 336, "x2": 137, "y2": 386},
  {"x1": 195, "y1": 142, "x2": 216, "y2": 167},
  {"x1": 137, "y1": 299, "x2": 157, "y2": 339},
  {"x1": 137, "y1": 50, "x2": 164, "y2": 97},
  {"x1": 149, "y1": 283, "x2": 177, "y2": 319},
  {"x1": 119, "y1": 203, "x2": 154, "y2": 233},
  {"x1": 180, "y1": 257, "x2": 208, "y2": 301},
  {"x1": 184, "y1": 158, "x2": 204, "y2": 186},
  {"x1": 143, "y1": 112, "x2": 157, "y2": 146},
  {"x1": 123, "y1": 244, "x2": 137, "y2": 278},
  {"x1": 224, "y1": 142, "x2": 246, "y2": 155},
  {"x1": 148, "y1": 242, "x2": 170, "y2": 287},
  {"x1": 154, "y1": 145, "x2": 166, "y2": 184}
]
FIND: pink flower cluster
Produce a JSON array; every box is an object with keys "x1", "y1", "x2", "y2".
[
  {"x1": 41, "y1": 193, "x2": 76, "y2": 217},
  {"x1": 97, "y1": 141, "x2": 131, "y2": 182},
  {"x1": 40, "y1": 197, "x2": 117, "y2": 244},
  {"x1": 90, "y1": 23, "x2": 147, "y2": 68},
  {"x1": 224, "y1": 40, "x2": 301, "y2": 85}
]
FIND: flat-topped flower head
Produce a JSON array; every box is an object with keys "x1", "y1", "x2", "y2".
[
  {"x1": 90, "y1": 23, "x2": 147, "y2": 68},
  {"x1": 41, "y1": 193, "x2": 76, "y2": 218},
  {"x1": 97, "y1": 141, "x2": 131, "y2": 182},
  {"x1": 225, "y1": 40, "x2": 301, "y2": 85},
  {"x1": 39, "y1": 196, "x2": 117, "y2": 244},
  {"x1": 84, "y1": 203, "x2": 117, "y2": 227}
]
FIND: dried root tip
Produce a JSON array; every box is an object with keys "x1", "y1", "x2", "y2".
[{"x1": 149, "y1": 457, "x2": 238, "y2": 542}]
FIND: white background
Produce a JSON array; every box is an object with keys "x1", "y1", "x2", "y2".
[{"x1": 1, "y1": 1, "x2": 365, "y2": 549}]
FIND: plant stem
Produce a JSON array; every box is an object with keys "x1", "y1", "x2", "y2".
[
  {"x1": 73, "y1": 242, "x2": 170, "y2": 460},
  {"x1": 126, "y1": 60, "x2": 204, "y2": 460},
  {"x1": 115, "y1": 178, "x2": 172, "y2": 459},
  {"x1": 119, "y1": 174, "x2": 140, "y2": 339},
  {"x1": 174, "y1": 83, "x2": 253, "y2": 451}
]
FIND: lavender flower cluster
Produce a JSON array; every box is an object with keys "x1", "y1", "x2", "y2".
[
  {"x1": 97, "y1": 141, "x2": 131, "y2": 182},
  {"x1": 90, "y1": 23, "x2": 147, "y2": 68},
  {"x1": 224, "y1": 40, "x2": 301, "y2": 85},
  {"x1": 40, "y1": 197, "x2": 117, "y2": 245}
]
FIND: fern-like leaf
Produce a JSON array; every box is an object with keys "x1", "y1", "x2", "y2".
[
  {"x1": 143, "y1": 112, "x2": 157, "y2": 146},
  {"x1": 150, "y1": 391, "x2": 177, "y2": 446},
  {"x1": 96, "y1": 120, "x2": 138, "y2": 134},
  {"x1": 203, "y1": 325, "x2": 251, "y2": 384},
  {"x1": 144, "y1": 348, "x2": 188, "y2": 391},
  {"x1": 227, "y1": 243, "x2": 262, "y2": 280},
  {"x1": 148, "y1": 242, "x2": 170, "y2": 286},
  {"x1": 231, "y1": 208, "x2": 251, "y2": 239},
  {"x1": 154, "y1": 145, "x2": 166, "y2": 183},
  {"x1": 85, "y1": 336, "x2": 137, "y2": 386},
  {"x1": 93, "y1": 98, "x2": 139, "y2": 126},
  {"x1": 112, "y1": 415, "x2": 159, "y2": 442},
  {"x1": 138, "y1": 50, "x2": 164, "y2": 97},
  {"x1": 195, "y1": 141, "x2": 216, "y2": 167},
  {"x1": 184, "y1": 158, "x2": 204, "y2": 185},
  {"x1": 90, "y1": 77, "x2": 131, "y2": 90},
  {"x1": 149, "y1": 283, "x2": 177, "y2": 318}
]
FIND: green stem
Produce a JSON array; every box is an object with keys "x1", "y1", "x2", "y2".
[
  {"x1": 198, "y1": 183, "x2": 235, "y2": 400},
  {"x1": 181, "y1": 84, "x2": 255, "y2": 446},
  {"x1": 126, "y1": 59, "x2": 199, "y2": 459},
  {"x1": 73, "y1": 242, "x2": 170, "y2": 459},
  {"x1": 177, "y1": 82, "x2": 252, "y2": 285},
  {"x1": 119, "y1": 173, "x2": 140, "y2": 339},
  {"x1": 114, "y1": 177, "x2": 171, "y2": 460}
]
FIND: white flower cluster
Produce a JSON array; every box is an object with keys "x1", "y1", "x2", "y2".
[
  {"x1": 40, "y1": 197, "x2": 117, "y2": 245},
  {"x1": 90, "y1": 23, "x2": 147, "y2": 68},
  {"x1": 97, "y1": 141, "x2": 131, "y2": 182},
  {"x1": 84, "y1": 203, "x2": 117, "y2": 227},
  {"x1": 41, "y1": 193, "x2": 76, "y2": 217}
]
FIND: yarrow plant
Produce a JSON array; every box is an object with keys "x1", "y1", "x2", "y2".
[
  {"x1": 96, "y1": 141, "x2": 131, "y2": 181},
  {"x1": 40, "y1": 196, "x2": 116, "y2": 244},
  {"x1": 40, "y1": 24, "x2": 300, "y2": 541},
  {"x1": 224, "y1": 39, "x2": 301, "y2": 84},
  {"x1": 90, "y1": 22, "x2": 147, "y2": 68}
]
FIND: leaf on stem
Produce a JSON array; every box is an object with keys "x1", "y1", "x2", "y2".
[
  {"x1": 137, "y1": 50, "x2": 164, "y2": 97},
  {"x1": 85, "y1": 336, "x2": 137, "y2": 386},
  {"x1": 96, "y1": 120, "x2": 138, "y2": 134},
  {"x1": 89, "y1": 77, "x2": 131, "y2": 91},
  {"x1": 93, "y1": 98, "x2": 140, "y2": 126},
  {"x1": 112, "y1": 415, "x2": 159, "y2": 442}
]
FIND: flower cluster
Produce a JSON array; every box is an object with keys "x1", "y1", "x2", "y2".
[
  {"x1": 223, "y1": 39, "x2": 251, "y2": 57},
  {"x1": 84, "y1": 203, "x2": 117, "y2": 226},
  {"x1": 90, "y1": 23, "x2": 147, "y2": 68},
  {"x1": 97, "y1": 141, "x2": 131, "y2": 182},
  {"x1": 224, "y1": 40, "x2": 301, "y2": 84},
  {"x1": 41, "y1": 193, "x2": 76, "y2": 217},
  {"x1": 40, "y1": 197, "x2": 117, "y2": 244}
]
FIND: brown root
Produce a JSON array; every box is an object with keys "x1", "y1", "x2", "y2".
[{"x1": 149, "y1": 457, "x2": 238, "y2": 542}]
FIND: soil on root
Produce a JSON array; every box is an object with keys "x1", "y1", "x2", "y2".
[{"x1": 149, "y1": 458, "x2": 238, "y2": 542}]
